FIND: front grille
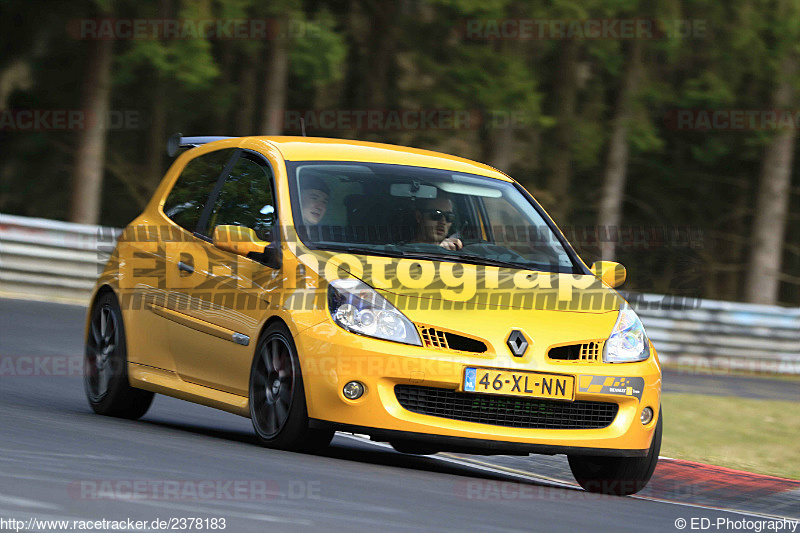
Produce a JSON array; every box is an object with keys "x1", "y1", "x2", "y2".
[
  {"x1": 419, "y1": 326, "x2": 449, "y2": 349},
  {"x1": 548, "y1": 342, "x2": 602, "y2": 362},
  {"x1": 395, "y1": 385, "x2": 617, "y2": 430},
  {"x1": 417, "y1": 326, "x2": 487, "y2": 353}
]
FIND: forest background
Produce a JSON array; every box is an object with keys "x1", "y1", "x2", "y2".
[{"x1": 1, "y1": 0, "x2": 799, "y2": 306}]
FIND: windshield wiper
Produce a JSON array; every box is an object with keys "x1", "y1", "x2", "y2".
[
  {"x1": 458, "y1": 253, "x2": 535, "y2": 270},
  {"x1": 313, "y1": 245, "x2": 552, "y2": 271},
  {"x1": 400, "y1": 251, "x2": 532, "y2": 270},
  {"x1": 313, "y1": 243, "x2": 407, "y2": 258}
]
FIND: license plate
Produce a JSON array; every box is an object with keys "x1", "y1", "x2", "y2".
[{"x1": 463, "y1": 367, "x2": 575, "y2": 401}]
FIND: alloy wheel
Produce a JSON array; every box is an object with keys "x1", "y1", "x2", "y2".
[{"x1": 252, "y1": 335, "x2": 295, "y2": 438}]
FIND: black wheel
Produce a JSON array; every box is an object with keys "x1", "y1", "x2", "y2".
[
  {"x1": 390, "y1": 441, "x2": 439, "y2": 455},
  {"x1": 249, "y1": 323, "x2": 333, "y2": 452},
  {"x1": 84, "y1": 292, "x2": 154, "y2": 419},
  {"x1": 568, "y1": 409, "x2": 662, "y2": 496}
]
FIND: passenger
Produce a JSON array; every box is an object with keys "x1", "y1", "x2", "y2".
[
  {"x1": 299, "y1": 176, "x2": 329, "y2": 226},
  {"x1": 414, "y1": 196, "x2": 463, "y2": 250}
]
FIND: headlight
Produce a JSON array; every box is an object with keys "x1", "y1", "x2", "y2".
[
  {"x1": 327, "y1": 278, "x2": 422, "y2": 346},
  {"x1": 603, "y1": 305, "x2": 650, "y2": 363}
]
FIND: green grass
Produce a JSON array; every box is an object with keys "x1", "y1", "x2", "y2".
[{"x1": 661, "y1": 393, "x2": 800, "y2": 480}]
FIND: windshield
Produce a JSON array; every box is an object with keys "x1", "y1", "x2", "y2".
[{"x1": 287, "y1": 161, "x2": 583, "y2": 274}]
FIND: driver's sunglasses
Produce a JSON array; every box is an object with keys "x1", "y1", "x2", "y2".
[{"x1": 427, "y1": 209, "x2": 456, "y2": 223}]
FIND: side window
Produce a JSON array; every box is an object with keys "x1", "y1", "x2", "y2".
[
  {"x1": 162, "y1": 149, "x2": 236, "y2": 232},
  {"x1": 205, "y1": 155, "x2": 276, "y2": 240}
]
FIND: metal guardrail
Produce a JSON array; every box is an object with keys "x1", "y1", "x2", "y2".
[
  {"x1": 625, "y1": 293, "x2": 800, "y2": 374},
  {"x1": 1, "y1": 213, "x2": 798, "y2": 373},
  {"x1": 0, "y1": 213, "x2": 118, "y2": 302}
]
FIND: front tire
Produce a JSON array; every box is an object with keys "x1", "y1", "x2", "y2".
[
  {"x1": 84, "y1": 292, "x2": 154, "y2": 419},
  {"x1": 249, "y1": 323, "x2": 333, "y2": 452},
  {"x1": 568, "y1": 409, "x2": 662, "y2": 496}
]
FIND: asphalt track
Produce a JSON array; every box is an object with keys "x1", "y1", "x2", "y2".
[{"x1": 0, "y1": 298, "x2": 797, "y2": 532}]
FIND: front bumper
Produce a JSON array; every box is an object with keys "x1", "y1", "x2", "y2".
[{"x1": 296, "y1": 320, "x2": 661, "y2": 456}]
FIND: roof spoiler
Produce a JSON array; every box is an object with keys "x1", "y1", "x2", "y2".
[{"x1": 167, "y1": 133, "x2": 236, "y2": 157}]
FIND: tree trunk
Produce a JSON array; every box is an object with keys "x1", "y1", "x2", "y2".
[
  {"x1": 145, "y1": 0, "x2": 171, "y2": 188},
  {"x1": 146, "y1": 79, "x2": 167, "y2": 190},
  {"x1": 745, "y1": 55, "x2": 798, "y2": 304},
  {"x1": 214, "y1": 40, "x2": 234, "y2": 132},
  {"x1": 341, "y1": 1, "x2": 366, "y2": 111},
  {"x1": 363, "y1": 0, "x2": 400, "y2": 109},
  {"x1": 261, "y1": 21, "x2": 289, "y2": 135},
  {"x1": 598, "y1": 39, "x2": 642, "y2": 261},
  {"x1": 69, "y1": 36, "x2": 114, "y2": 225},
  {"x1": 236, "y1": 50, "x2": 259, "y2": 135},
  {"x1": 482, "y1": 124, "x2": 513, "y2": 171},
  {"x1": 547, "y1": 38, "x2": 579, "y2": 222}
]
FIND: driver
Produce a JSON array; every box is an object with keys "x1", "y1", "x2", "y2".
[{"x1": 414, "y1": 196, "x2": 463, "y2": 250}]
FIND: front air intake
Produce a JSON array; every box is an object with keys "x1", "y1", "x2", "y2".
[{"x1": 395, "y1": 385, "x2": 618, "y2": 430}]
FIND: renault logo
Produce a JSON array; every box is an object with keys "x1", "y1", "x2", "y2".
[{"x1": 507, "y1": 330, "x2": 529, "y2": 357}]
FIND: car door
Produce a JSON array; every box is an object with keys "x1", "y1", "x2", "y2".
[
  {"x1": 164, "y1": 150, "x2": 280, "y2": 396},
  {"x1": 124, "y1": 147, "x2": 238, "y2": 372}
]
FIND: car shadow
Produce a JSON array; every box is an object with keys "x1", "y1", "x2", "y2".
[{"x1": 128, "y1": 415, "x2": 582, "y2": 492}]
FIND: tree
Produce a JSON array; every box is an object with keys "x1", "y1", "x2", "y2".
[
  {"x1": 409, "y1": 0, "x2": 544, "y2": 170},
  {"x1": 114, "y1": 0, "x2": 219, "y2": 193},
  {"x1": 598, "y1": 38, "x2": 643, "y2": 261},
  {"x1": 258, "y1": 0, "x2": 302, "y2": 135},
  {"x1": 547, "y1": 37, "x2": 580, "y2": 221},
  {"x1": 740, "y1": 0, "x2": 800, "y2": 305},
  {"x1": 69, "y1": 2, "x2": 114, "y2": 225},
  {"x1": 745, "y1": 54, "x2": 799, "y2": 304},
  {"x1": 261, "y1": 13, "x2": 291, "y2": 135}
]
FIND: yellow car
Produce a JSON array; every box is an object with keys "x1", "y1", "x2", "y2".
[{"x1": 84, "y1": 135, "x2": 661, "y2": 496}]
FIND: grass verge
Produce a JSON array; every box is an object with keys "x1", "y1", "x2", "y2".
[{"x1": 661, "y1": 393, "x2": 800, "y2": 480}]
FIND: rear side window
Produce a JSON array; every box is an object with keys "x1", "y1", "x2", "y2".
[
  {"x1": 204, "y1": 154, "x2": 276, "y2": 240},
  {"x1": 162, "y1": 149, "x2": 236, "y2": 232}
]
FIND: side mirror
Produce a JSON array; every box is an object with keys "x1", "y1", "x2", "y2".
[
  {"x1": 213, "y1": 225, "x2": 270, "y2": 256},
  {"x1": 590, "y1": 261, "x2": 627, "y2": 289},
  {"x1": 213, "y1": 225, "x2": 281, "y2": 268}
]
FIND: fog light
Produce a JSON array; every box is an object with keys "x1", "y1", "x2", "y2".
[
  {"x1": 641, "y1": 407, "x2": 654, "y2": 425},
  {"x1": 343, "y1": 381, "x2": 365, "y2": 400}
]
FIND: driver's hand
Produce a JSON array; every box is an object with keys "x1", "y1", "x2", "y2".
[{"x1": 439, "y1": 237, "x2": 463, "y2": 250}]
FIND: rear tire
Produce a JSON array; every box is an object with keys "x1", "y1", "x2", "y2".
[
  {"x1": 568, "y1": 409, "x2": 662, "y2": 496},
  {"x1": 249, "y1": 323, "x2": 333, "y2": 452},
  {"x1": 84, "y1": 292, "x2": 154, "y2": 419}
]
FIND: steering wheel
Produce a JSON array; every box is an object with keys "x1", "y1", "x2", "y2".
[{"x1": 450, "y1": 221, "x2": 487, "y2": 247}]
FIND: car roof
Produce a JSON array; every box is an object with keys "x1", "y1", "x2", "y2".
[{"x1": 230, "y1": 136, "x2": 515, "y2": 182}]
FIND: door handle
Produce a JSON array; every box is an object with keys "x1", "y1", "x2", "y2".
[{"x1": 178, "y1": 261, "x2": 194, "y2": 274}]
